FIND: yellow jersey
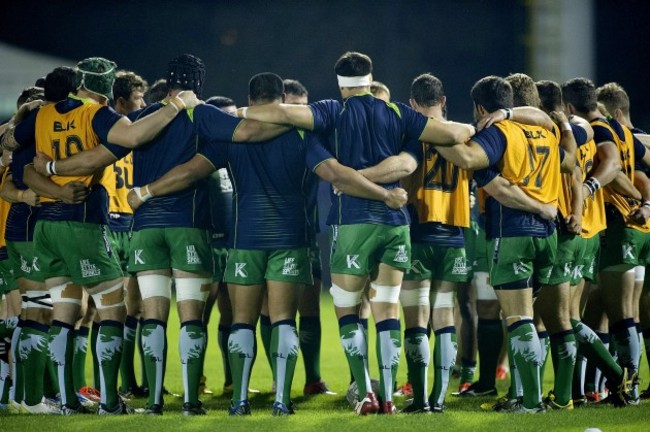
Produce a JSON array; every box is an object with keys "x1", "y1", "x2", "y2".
[
  {"x1": 403, "y1": 142, "x2": 470, "y2": 228},
  {"x1": 578, "y1": 140, "x2": 606, "y2": 238},
  {"x1": 100, "y1": 153, "x2": 133, "y2": 215},
  {"x1": 0, "y1": 170, "x2": 11, "y2": 250}
]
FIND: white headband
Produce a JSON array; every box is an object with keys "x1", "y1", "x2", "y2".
[{"x1": 337, "y1": 74, "x2": 372, "y2": 88}]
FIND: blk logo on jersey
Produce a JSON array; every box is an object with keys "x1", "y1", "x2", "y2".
[
  {"x1": 282, "y1": 257, "x2": 299, "y2": 276},
  {"x1": 234, "y1": 263, "x2": 248, "y2": 278},
  {"x1": 80, "y1": 259, "x2": 101, "y2": 278},
  {"x1": 394, "y1": 245, "x2": 408, "y2": 263},
  {"x1": 186, "y1": 245, "x2": 201, "y2": 265},
  {"x1": 346, "y1": 255, "x2": 360, "y2": 269},
  {"x1": 134, "y1": 249, "x2": 145, "y2": 265}
]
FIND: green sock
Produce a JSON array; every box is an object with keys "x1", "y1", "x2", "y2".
[
  {"x1": 376, "y1": 319, "x2": 401, "y2": 403},
  {"x1": 299, "y1": 316, "x2": 322, "y2": 384},
  {"x1": 477, "y1": 318, "x2": 502, "y2": 389},
  {"x1": 573, "y1": 346, "x2": 586, "y2": 399},
  {"x1": 72, "y1": 326, "x2": 89, "y2": 391},
  {"x1": 404, "y1": 327, "x2": 429, "y2": 407},
  {"x1": 49, "y1": 321, "x2": 78, "y2": 408},
  {"x1": 506, "y1": 338, "x2": 521, "y2": 399},
  {"x1": 508, "y1": 320, "x2": 541, "y2": 409},
  {"x1": 260, "y1": 315, "x2": 273, "y2": 371},
  {"x1": 549, "y1": 330, "x2": 576, "y2": 405},
  {"x1": 572, "y1": 319, "x2": 623, "y2": 383},
  {"x1": 179, "y1": 320, "x2": 206, "y2": 406},
  {"x1": 97, "y1": 321, "x2": 124, "y2": 410},
  {"x1": 228, "y1": 324, "x2": 256, "y2": 404},
  {"x1": 19, "y1": 321, "x2": 49, "y2": 406},
  {"x1": 430, "y1": 326, "x2": 456, "y2": 406},
  {"x1": 339, "y1": 315, "x2": 371, "y2": 397},
  {"x1": 119, "y1": 315, "x2": 138, "y2": 393},
  {"x1": 218, "y1": 325, "x2": 232, "y2": 386},
  {"x1": 90, "y1": 322, "x2": 100, "y2": 389},
  {"x1": 537, "y1": 331, "x2": 549, "y2": 393},
  {"x1": 141, "y1": 319, "x2": 166, "y2": 407},
  {"x1": 271, "y1": 320, "x2": 299, "y2": 405}
]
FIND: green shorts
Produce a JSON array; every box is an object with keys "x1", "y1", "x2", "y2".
[
  {"x1": 600, "y1": 218, "x2": 650, "y2": 271},
  {"x1": 224, "y1": 248, "x2": 313, "y2": 285},
  {"x1": 212, "y1": 245, "x2": 228, "y2": 282},
  {"x1": 0, "y1": 256, "x2": 18, "y2": 294},
  {"x1": 330, "y1": 224, "x2": 410, "y2": 276},
  {"x1": 6, "y1": 240, "x2": 43, "y2": 282},
  {"x1": 404, "y1": 243, "x2": 468, "y2": 283},
  {"x1": 128, "y1": 227, "x2": 212, "y2": 274},
  {"x1": 580, "y1": 235, "x2": 601, "y2": 282},
  {"x1": 34, "y1": 220, "x2": 122, "y2": 286},
  {"x1": 487, "y1": 232, "x2": 557, "y2": 289},
  {"x1": 547, "y1": 234, "x2": 586, "y2": 286},
  {"x1": 108, "y1": 230, "x2": 131, "y2": 273}
]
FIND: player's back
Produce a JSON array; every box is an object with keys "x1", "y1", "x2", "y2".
[{"x1": 224, "y1": 129, "x2": 311, "y2": 249}]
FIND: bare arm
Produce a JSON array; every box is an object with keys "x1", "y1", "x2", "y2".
[
  {"x1": 418, "y1": 118, "x2": 475, "y2": 147},
  {"x1": 554, "y1": 111, "x2": 577, "y2": 173},
  {"x1": 33, "y1": 146, "x2": 118, "y2": 177},
  {"x1": 433, "y1": 140, "x2": 490, "y2": 170},
  {"x1": 483, "y1": 175, "x2": 557, "y2": 220},
  {"x1": 570, "y1": 115, "x2": 594, "y2": 142},
  {"x1": 232, "y1": 120, "x2": 292, "y2": 142},
  {"x1": 128, "y1": 155, "x2": 215, "y2": 211},
  {"x1": 314, "y1": 159, "x2": 407, "y2": 209},
  {"x1": 23, "y1": 165, "x2": 89, "y2": 203},
  {"x1": 478, "y1": 106, "x2": 555, "y2": 131},
  {"x1": 236, "y1": 104, "x2": 315, "y2": 130},
  {"x1": 635, "y1": 134, "x2": 650, "y2": 151},
  {"x1": 588, "y1": 142, "x2": 622, "y2": 189},
  {"x1": 608, "y1": 171, "x2": 642, "y2": 200},
  {"x1": 358, "y1": 152, "x2": 418, "y2": 183},
  {"x1": 106, "y1": 92, "x2": 201, "y2": 149},
  {"x1": 565, "y1": 166, "x2": 583, "y2": 235},
  {"x1": 629, "y1": 170, "x2": 650, "y2": 224},
  {"x1": 0, "y1": 174, "x2": 39, "y2": 206}
]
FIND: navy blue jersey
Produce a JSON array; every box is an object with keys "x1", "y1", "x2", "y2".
[
  {"x1": 309, "y1": 94, "x2": 427, "y2": 226},
  {"x1": 199, "y1": 129, "x2": 330, "y2": 250},
  {"x1": 473, "y1": 127, "x2": 554, "y2": 239},
  {"x1": 131, "y1": 103, "x2": 242, "y2": 230}
]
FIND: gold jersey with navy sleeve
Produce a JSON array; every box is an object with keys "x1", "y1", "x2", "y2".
[
  {"x1": 34, "y1": 97, "x2": 106, "y2": 203},
  {"x1": 578, "y1": 140, "x2": 606, "y2": 238},
  {"x1": 403, "y1": 142, "x2": 470, "y2": 228},
  {"x1": 100, "y1": 153, "x2": 133, "y2": 215},
  {"x1": 0, "y1": 171, "x2": 11, "y2": 250},
  {"x1": 592, "y1": 118, "x2": 650, "y2": 233},
  {"x1": 494, "y1": 121, "x2": 561, "y2": 207}
]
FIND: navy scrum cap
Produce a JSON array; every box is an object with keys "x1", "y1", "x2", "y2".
[{"x1": 167, "y1": 54, "x2": 205, "y2": 98}]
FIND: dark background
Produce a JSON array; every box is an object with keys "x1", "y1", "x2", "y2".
[{"x1": 1, "y1": 0, "x2": 648, "y2": 128}]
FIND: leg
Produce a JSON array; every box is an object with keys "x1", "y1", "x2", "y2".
[{"x1": 429, "y1": 280, "x2": 458, "y2": 411}]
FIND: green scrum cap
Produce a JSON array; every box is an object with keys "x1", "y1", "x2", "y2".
[{"x1": 75, "y1": 57, "x2": 117, "y2": 100}]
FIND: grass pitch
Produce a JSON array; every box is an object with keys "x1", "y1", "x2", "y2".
[{"x1": 2, "y1": 294, "x2": 649, "y2": 431}]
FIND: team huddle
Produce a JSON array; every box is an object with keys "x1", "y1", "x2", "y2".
[{"x1": 0, "y1": 50, "x2": 649, "y2": 417}]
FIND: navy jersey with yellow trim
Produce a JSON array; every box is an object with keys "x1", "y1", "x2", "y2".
[
  {"x1": 132, "y1": 102, "x2": 242, "y2": 230},
  {"x1": 309, "y1": 94, "x2": 427, "y2": 226},
  {"x1": 473, "y1": 123, "x2": 558, "y2": 239},
  {"x1": 198, "y1": 129, "x2": 330, "y2": 250},
  {"x1": 13, "y1": 97, "x2": 127, "y2": 224}
]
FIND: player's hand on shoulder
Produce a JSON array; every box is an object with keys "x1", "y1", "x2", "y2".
[
  {"x1": 59, "y1": 181, "x2": 89, "y2": 204},
  {"x1": 33, "y1": 151, "x2": 53, "y2": 176},
  {"x1": 176, "y1": 91, "x2": 203, "y2": 110},
  {"x1": 477, "y1": 109, "x2": 506, "y2": 131},
  {"x1": 550, "y1": 110, "x2": 569, "y2": 124},
  {"x1": 385, "y1": 187, "x2": 408, "y2": 209}
]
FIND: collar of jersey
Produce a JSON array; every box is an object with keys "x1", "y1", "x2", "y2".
[{"x1": 68, "y1": 93, "x2": 98, "y2": 105}]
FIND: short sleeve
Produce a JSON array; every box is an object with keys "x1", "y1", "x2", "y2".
[
  {"x1": 401, "y1": 137, "x2": 423, "y2": 164},
  {"x1": 395, "y1": 102, "x2": 427, "y2": 140},
  {"x1": 198, "y1": 140, "x2": 228, "y2": 170},
  {"x1": 569, "y1": 123, "x2": 588, "y2": 146},
  {"x1": 91, "y1": 106, "x2": 124, "y2": 143},
  {"x1": 309, "y1": 100, "x2": 341, "y2": 133},
  {"x1": 473, "y1": 167, "x2": 500, "y2": 187},
  {"x1": 13, "y1": 109, "x2": 38, "y2": 148},
  {"x1": 593, "y1": 124, "x2": 615, "y2": 146},
  {"x1": 304, "y1": 132, "x2": 335, "y2": 172},
  {"x1": 634, "y1": 136, "x2": 647, "y2": 169},
  {"x1": 193, "y1": 104, "x2": 242, "y2": 141},
  {"x1": 471, "y1": 126, "x2": 507, "y2": 166}
]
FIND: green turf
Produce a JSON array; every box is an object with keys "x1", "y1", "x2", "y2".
[{"x1": 2, "y1": 293, "x2": 649, "y2": 431}]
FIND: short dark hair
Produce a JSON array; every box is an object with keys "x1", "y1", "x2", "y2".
[
  {"x1": 34, "y1": 77, "x2": 46, "y2": 87},
  {"x1": 44, "y1": 66, "x2": 76, "y2": 103},
  {"x1": 470, "y1": 75, "x2": 513, "y2": 112},
  {"x1": 410, "y1": 73, "x2": 444, "y2": 107},
  {"x1": 249, "y1": 72, "x2": 284, "y2": 103},
  {"x1": 334, "y1": 51, "x2": 372, "y2": 77},
  {"x1": 505, "y1": 73, "x2": 540, "y2": 108},
  {"x1": 561, "y1": 77, "x2": 597, "y2": 114},
  {"x1": 283, "y1": 79, "x2": 308, "y2": 97},
  {"x1": 597, "y1": 82, "x2": 630, "y2": 116},
  {"x1": 536, "y1": 80, "x2": 562, "y2": 113},
  {"x1": 113, "y1": 71, "x2": 148, "y2": 102},
  {"x1": 205, "y1": 96, "x2": 236, "y2": 108},
  {"x1": 16, "y1": 86, "x2": 44, "y2": 108},
  {"x1": 145, "y1": 79, "x2": 168, "y2": 104}
]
